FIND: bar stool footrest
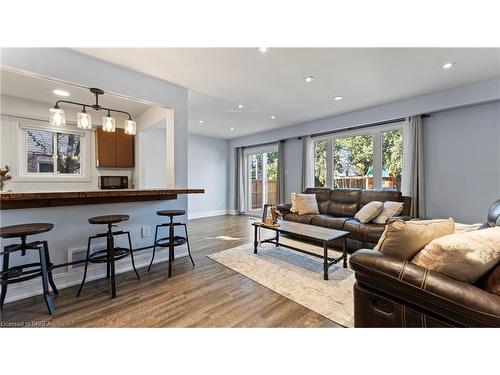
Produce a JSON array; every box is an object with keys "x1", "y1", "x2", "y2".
[
  {"x1": 156, "y1": 236, "x2": 187, "y2": 248},
  {"x1": 88, "y1": 247, "x2": 131, "y2": 263},
  {"x1": 0, "y1": 262, "x2": 54, "y2": 284}
]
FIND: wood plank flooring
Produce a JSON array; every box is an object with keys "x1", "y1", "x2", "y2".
[{"x1": 0, "y1": 215, "x2": 341, "y2": 327}]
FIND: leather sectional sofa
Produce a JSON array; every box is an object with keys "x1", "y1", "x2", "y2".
[{"x1": 277, "y1": 187, "x2": 412, "y2": 252}]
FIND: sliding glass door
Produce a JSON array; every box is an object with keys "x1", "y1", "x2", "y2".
[{"x1": 246, "y1": 147, "x2": 278, "y2": 214}]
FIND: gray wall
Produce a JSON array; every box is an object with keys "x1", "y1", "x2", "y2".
[
  {"x1": 187, "y1": 133, "x2": 229, "y2": 218},
  {"x1": 424, "y1": 101, "x2": 500, "y2": 222}
]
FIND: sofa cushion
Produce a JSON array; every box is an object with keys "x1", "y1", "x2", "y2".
[
  {"x1": 327, "y1": 189, "x2": 361, "y2": 217},
  {"x1": 344, "y1": 219, "x2": 386, "y2": 243},
  {"x1": 359, "y1": 189, "x2": 402, "y2": 207},
  {"x1": 311, "y1": 215, "x2": 350, "y2": 230},
  {"x1": 486, "y1": 265, "x2": 500, "y2": 296},
  {"x1": 354, "y1": 201, "x2": 384, "y2": 223},
  {"x1": 372, "y1": 201, "x2": 404, "y2": 224},
  {"x1": 283, "y1": 213, "x2": 316, "y2": 224},
  {"x1": 304, "y1": 187, "x2": 331, "y2": 214},
  {"x1": 411, "y1": 227, "x2": 500, "y2": 284},
  {"x1": 375, "y1": 218, "x2": 455, "y2": 260}
]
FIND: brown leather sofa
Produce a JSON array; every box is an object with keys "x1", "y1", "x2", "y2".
[
  {"x1": 277, "y1": 187, "x2": 412, "y2": 252},
  {"x1": 349, "y1": 251, "x2": 500, "y2": 327},
  {"x1": 349, "y1": 199, "x2": 500, "y2": 327}
]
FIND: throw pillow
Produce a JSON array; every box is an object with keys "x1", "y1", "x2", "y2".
[
  {"x1": 290, "y1": 192, "x2": 298, "y2": 213},
  {"x1": 354, "y1": 201, "x2": 384, "y2": 224},
  {"x1": 372, "y1": 201, "x2": 404, "y2": 224},
  {"x1": 374, "y1": 218, "x2": 455, "y2": 260},
  {"x1": 411, "y1": 227, "x2": 500, "y2": 284},
  {"x1": 295, "y1": 193, "x2": 319, "y2": 215}
]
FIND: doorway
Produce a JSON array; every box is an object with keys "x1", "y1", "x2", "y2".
[{"x1": 246, "y1": 146, "x2": 278, "y2": 215}]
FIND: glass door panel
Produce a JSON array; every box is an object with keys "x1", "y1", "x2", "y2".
[
  {"x1": 265, "y1": 151, "x2": 278, "y2": 205},
  {"x1": 249, "y1": 153, "x2": 263, "y2": 212},
  {"x1": 247, "y1": 148, "x2": 278, "y2": 213}
]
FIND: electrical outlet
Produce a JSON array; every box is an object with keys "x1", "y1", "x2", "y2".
[{"x1": 141, "y1": 226, "x2": 150, "y2": 237}]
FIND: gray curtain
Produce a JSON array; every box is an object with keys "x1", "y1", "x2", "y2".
[
  {"x1": 402, "y1": 115, "x2": 425, "y2": 218},
  {"x1": 277, "y1": 141, "x2": 285, "y2": 204},
  {"x1": 301, "y1": 135, "x2": 313, "y2": 191},
  {"x1": 236, "y1": 147, "x2": 246, "y2": 213}
]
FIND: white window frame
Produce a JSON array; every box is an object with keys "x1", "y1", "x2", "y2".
[
  {"x1": 312, "y1": 122, "x2": 404, "y2": 190},
  {"x1": 16, "y1": 119, "x2": 91, "y2": 182},
  {"x1": 244, "y1": 144, "x2": 278, "y2": 214}
]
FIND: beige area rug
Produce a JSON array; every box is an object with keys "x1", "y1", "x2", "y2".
[{"x1": 207, "y1": 237, "x2": 355, "y2": 327}]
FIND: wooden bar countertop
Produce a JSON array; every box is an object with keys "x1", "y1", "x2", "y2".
[{"x1": 0, "y1": 189, "x2": 205, "y2": 210}]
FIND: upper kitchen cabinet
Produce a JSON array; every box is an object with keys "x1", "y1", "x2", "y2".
[{"x1": 96, "y1": 128, "x2": 135, "y2": 168}]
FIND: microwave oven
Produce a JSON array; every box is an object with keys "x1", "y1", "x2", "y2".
[{"x1": 99, "y1": 176, "x2": 129, "y2": 189}]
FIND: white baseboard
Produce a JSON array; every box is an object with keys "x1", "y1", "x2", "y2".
[
  {"x1": 188, "y1": 209, "x2": 228, "y2": 220},
  {"x1": 3, "y1": 245, "x2": 187, "y2": 304},
  {"x1": 227, "y1": 210, "x2": 240, "y2": 216}
]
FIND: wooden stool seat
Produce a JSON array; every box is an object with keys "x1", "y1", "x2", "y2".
[
  {"x1": 0, "y1": 223, "x2": 54, "y2": 239},
  {"x1": 156, "y1": 210, "x2": 185, "y2": 217},
  {"x1": 88, "y1": 215, "x2": 129, "y2": 225}
]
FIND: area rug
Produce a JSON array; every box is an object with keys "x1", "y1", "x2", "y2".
[{"x1": 207, "y1": 237, "x2": 355, "y2": 327}]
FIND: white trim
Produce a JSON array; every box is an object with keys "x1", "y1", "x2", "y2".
[
  {"x1": 227, "y1": 209, "x2": 240, "y2": 216},
  {"x1": 3, "y1": 246, "x2": 187, "y2": 304},
  {"x1": 187, "y1": 209, "x2": 228, "y2": 220}
]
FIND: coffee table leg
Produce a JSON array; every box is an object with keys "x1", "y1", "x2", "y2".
[
  {"x1": 275, "y1": 231, "x2": 279, "y2": 247},
  {"x1": 253, "y1": 225, "x2": 258, "y2": 254},
  {"x1": 343, "y1": 236, "x2": 348, "y2": 268},
  {"x1": 323, "y1": 240, "x2": 329, "y2": 280}
]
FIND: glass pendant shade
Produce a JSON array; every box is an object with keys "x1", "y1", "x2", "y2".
[
  {"x1": 124, "y1": 119, "x2": 136, "y2": 135},
  {"x1": 50, "y1": 108, "x2": 66, "y2": 126},
  {"x1": 77, "y1": 111, "x2": 92, "y2": 129},
  {"x1": 102, "y1": 116, "x2": 116, "y2": 132}
]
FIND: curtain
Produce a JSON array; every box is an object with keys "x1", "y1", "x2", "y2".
[
  {"x1": 236, "y1": 147, "x2": 246, "y2": 213},
  {"x1": 277, "y1": 140, "x2": 285, "y2": 204},
  {"x1": 301, "y1": 135, "x2": 313, "y2": 191},
  {"x1": 402, "y1": 115, "x2": 425, "y2": 218}
]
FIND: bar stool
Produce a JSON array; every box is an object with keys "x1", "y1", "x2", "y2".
[
  {"x1": 0, "y1": 223, "x2": 59, "y2": 316},
  {"x1": 147, "y1": 209, "x2": 194, "y2": 278},
  {"x1": 77, "y1": 214, "x2": 140, "y2": 299}
]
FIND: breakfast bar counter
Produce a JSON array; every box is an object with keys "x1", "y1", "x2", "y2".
[{"x1": 0, "y1": 189, "x2": 205, "y2": 210}]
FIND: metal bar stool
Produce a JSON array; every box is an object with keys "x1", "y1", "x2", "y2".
[
  {"x1": 147, "y1": 209, "x2": 194, "y2": 278},
  {"x1": 0, "y1": 223, "x2": 59, "y2": 316},
  {"x1": 77, "y1": 214, "x2": 140, "y2": 299}
]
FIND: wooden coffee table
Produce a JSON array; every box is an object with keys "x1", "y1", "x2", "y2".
[{"x1": 252, "y1": 220, "x2": 349, "y2": 280}]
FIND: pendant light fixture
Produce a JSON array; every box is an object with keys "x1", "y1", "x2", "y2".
[
  {"x1": 77, "y1": 106, "x2": 92, "y2": 129},
  {"x1": 50, "y1": 88, "x2": 135, "y2": 134},
  {"x1": 102, "y1": 110, "x2": 116, "y2": 132}
]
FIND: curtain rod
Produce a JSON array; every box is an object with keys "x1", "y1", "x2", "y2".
[
  {"x1": 236, "y1": 114, "x2": 430, "y2": 148},
  {"x1": 308, "y1": 114, "x2": 430, "y2": 139}
]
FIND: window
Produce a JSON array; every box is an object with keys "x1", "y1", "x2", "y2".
[
  {"x1": 23, "y1": 126, "x2": 83, "y2": 177},
  {"x1": 312, "y1": 123, "x2": 404, "y2": 191},
  {"x1": 245, "y1": 145, "x2": 278, "y2": 213}
]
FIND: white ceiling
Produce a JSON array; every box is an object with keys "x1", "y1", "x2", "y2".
[
  {"x1": 0, "y1": 68, "x2": 152, "y2": 118},
  {"x1": 75, "y1": 48, "x2": 500, "y2": 139}
]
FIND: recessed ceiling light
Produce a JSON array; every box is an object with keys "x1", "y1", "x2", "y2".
[
  {"x1": 304, "y1": 76, "x2": 315, "y2": 82},
  {"x1": 53, "y1": 89, "x2": 69, "y2": 97},
  {"x1": 230, "y1": 127, "x2": 235, "y2": 131},
  {"x1": 198, "y1": 120, "x2": 204, "y2": 124},
  {"x1": 443, "y1": 62, "x2": 455, "y2": 69},
  {"x1": 333, "y1": 96, "x2": 343, "y2": 101},
  {"x1": 237, "y1": 104, "x2": 244, "y2": 109},
  {"x1": 270, "y1": 115, "x2": 276, "y2": 119},
  {"x1": 258, "y1": 47, "x2": 268, "y2": 53}
]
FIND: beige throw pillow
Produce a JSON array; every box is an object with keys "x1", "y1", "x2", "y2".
[
  {"x1": 411, "y1": 227, "x2": 500, "y2": 283},
  {"x1": 354, "y1": 201, "x2": 384, "y2": 224},
  {"x1": 372, "y1": 201, "x2": 404, "y2": 224},
  {"x1": 374, "y1": 218, "x2": 455, "y2": 260},
  {"x1": 295, "y1": 193, "x2": 319, "y2": 215},
  {"x1": 290, "y1": 192, "x2": 299, "y2": 213}
]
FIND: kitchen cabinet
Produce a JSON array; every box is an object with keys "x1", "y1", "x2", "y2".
[{"x1": 96, "y1": 128, "x2": 134, "y2": 168}]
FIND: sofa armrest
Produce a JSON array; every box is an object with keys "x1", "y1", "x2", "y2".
[
  {"x1": 276, "y1": 203, "x2": 292, "y2": 214},
  {"x1": 349, "y1": 250, "x2": 500, "y2": 327}
]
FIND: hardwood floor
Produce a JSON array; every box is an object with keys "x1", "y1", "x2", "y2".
[{"x1": 0, "y1": 215, "x2": 340, "y2": 327}]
